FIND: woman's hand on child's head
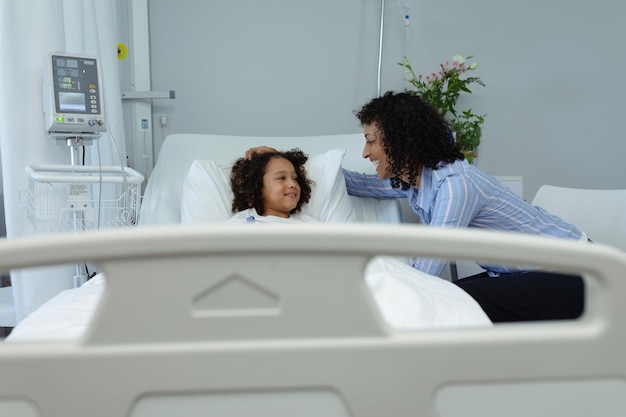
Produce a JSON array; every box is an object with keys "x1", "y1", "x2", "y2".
[{"x1": 245, "y1": 146, "x2": 278, "y2": 159}]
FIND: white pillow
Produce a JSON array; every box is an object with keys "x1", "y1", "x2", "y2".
[
  {"x1": 181, "y1": 160, "x2": 232, "y2": 224},
  {"x1": 181, "y1": 149, "x2": 355, "y2": 224},
  {"x1": 301, "y1": 149, "x2": 355, "y2": 223}
]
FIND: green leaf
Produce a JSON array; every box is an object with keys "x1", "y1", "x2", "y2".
[{"x1": 401, "y1": 54, "x2": 487, "y2": 153}]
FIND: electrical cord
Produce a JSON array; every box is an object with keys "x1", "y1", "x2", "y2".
[{"x1": 106, "y1": 127, "x2": 131, "y2": 226}]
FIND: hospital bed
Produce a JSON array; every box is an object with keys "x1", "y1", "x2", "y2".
[
  {"x1": 1, "y1": 134, "x2": 625, "y2": 416},
  {"x1": 6, "y1": 133, "x2": 485, "y2": 338}
]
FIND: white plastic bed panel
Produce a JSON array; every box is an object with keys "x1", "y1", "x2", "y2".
[{"x1": 1, "y1": 224, "x2": 626, "y2": 416}]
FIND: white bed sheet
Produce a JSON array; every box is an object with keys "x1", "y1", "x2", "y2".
[
  {"x1": 7, "y1": 257, "x2": 490, "y2": 342},
  {"x1": 7, "y1": 273, "x2": 105, "y2": 342}
]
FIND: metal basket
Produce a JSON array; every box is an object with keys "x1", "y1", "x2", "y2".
[{"x1": 23, "y1": 164, "x2": 144, "y2": 233}]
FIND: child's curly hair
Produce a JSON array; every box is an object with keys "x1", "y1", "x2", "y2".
[
  {"x1": 230, "y1": 148, "x2": 313, "y2": 214},
  {"x1": 355, "y1": 91, "x2": 464, "y2": 190}
]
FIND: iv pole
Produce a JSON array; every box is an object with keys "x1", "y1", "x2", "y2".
[
  {"x1": 65, "y1": 133, "x2": 100, "y2": 287},
  {"x1": 377, "y1": 0, "x2": 385, "y2": 97}
]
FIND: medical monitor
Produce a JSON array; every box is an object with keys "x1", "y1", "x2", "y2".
[{"x1": 43, "y1": 52, "x2": 107, "y2": 135}]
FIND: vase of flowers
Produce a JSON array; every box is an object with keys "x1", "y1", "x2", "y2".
[{"x1": 398, "y1": 54, "x2": 486, "y2": 162}]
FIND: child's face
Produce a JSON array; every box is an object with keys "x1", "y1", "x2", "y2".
[{"x1": 261, "y1": 156, "x2": 301, "y2": 218}]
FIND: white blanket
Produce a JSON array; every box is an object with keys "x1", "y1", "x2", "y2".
[
  {"x1": 8, "y1": 273, "x2": 105, "y2": 342},
  {"x1": 7, "y1": 257, "x2": 490, "y2": 342}
]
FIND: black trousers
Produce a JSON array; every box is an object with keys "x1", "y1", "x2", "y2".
[{"x1": 454, "y1": 271, "x2": 585, "y2": 322}]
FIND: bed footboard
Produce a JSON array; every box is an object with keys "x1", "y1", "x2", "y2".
[{"x1": 0, "y1": 224, "x2": 625, "y2": 417}]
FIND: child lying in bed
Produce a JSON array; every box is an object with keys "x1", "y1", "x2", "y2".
[{"x1": 228, "y1": 148, "x2": 317, "y2": 224}]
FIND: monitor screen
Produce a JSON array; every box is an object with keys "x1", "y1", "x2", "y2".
[{"x1": 51, "y1": 55, "x2": 102, "y2": 116}]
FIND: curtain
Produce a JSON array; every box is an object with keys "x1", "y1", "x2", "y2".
[{"x1": 0, "y1": 0, "x2": 126, "y2": 323}]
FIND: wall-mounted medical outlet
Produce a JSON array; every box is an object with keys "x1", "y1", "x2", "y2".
[{"x1": 140, "y1": 118, "x2": 149, "y2": 130}]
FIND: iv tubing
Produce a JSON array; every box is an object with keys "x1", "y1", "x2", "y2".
[{"x1": 377, "y1": 0, "x2": 385, "y2": 96}]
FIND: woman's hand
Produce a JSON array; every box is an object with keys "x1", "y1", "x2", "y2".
[{"x1": 245, "y1": 146, "x2": 278, "y2": 159}]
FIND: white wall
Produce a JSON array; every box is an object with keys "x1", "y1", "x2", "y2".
[
  {"x1": 147, "y1": 0, "x2": 380, "y2": 137},
  {"x1": 140, "y1": 0, "x2": 626, "y2": 200}
]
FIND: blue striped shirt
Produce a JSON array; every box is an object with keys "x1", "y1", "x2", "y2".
[{"x1": 343, "y1": 159, "x2": 582, "y2": 277}]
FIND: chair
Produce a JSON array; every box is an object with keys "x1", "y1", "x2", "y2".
[{"x1": 531, "y1": 185, "x2": 626, "y2": 252}]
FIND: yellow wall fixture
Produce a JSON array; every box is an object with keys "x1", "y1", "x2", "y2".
[{"x1": 117, "y1": 43, "x2": 128, "y2": 61}]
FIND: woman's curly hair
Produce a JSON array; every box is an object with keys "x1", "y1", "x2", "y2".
[
  {"x1": 230, "y1": 148, "x2": 313, "y2": 215},
  {"x1": 354, "y1": 91, "x2": 464, "y2": 189}
]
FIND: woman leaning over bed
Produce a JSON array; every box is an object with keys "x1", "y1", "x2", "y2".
[
  {"x1": 245, "y1": 92, "x2": 586, "y2": 323},
  {"x1": 228, "y1": 148, "x2": 317, "y2": 224},
  {"x1": 345, "y1": 91, "x2": 586, "y2": 323}
]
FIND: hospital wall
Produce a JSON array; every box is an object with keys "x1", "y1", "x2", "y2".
[{"x1": 131, "y1": 0, "x2": 625, "y2": 201}]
